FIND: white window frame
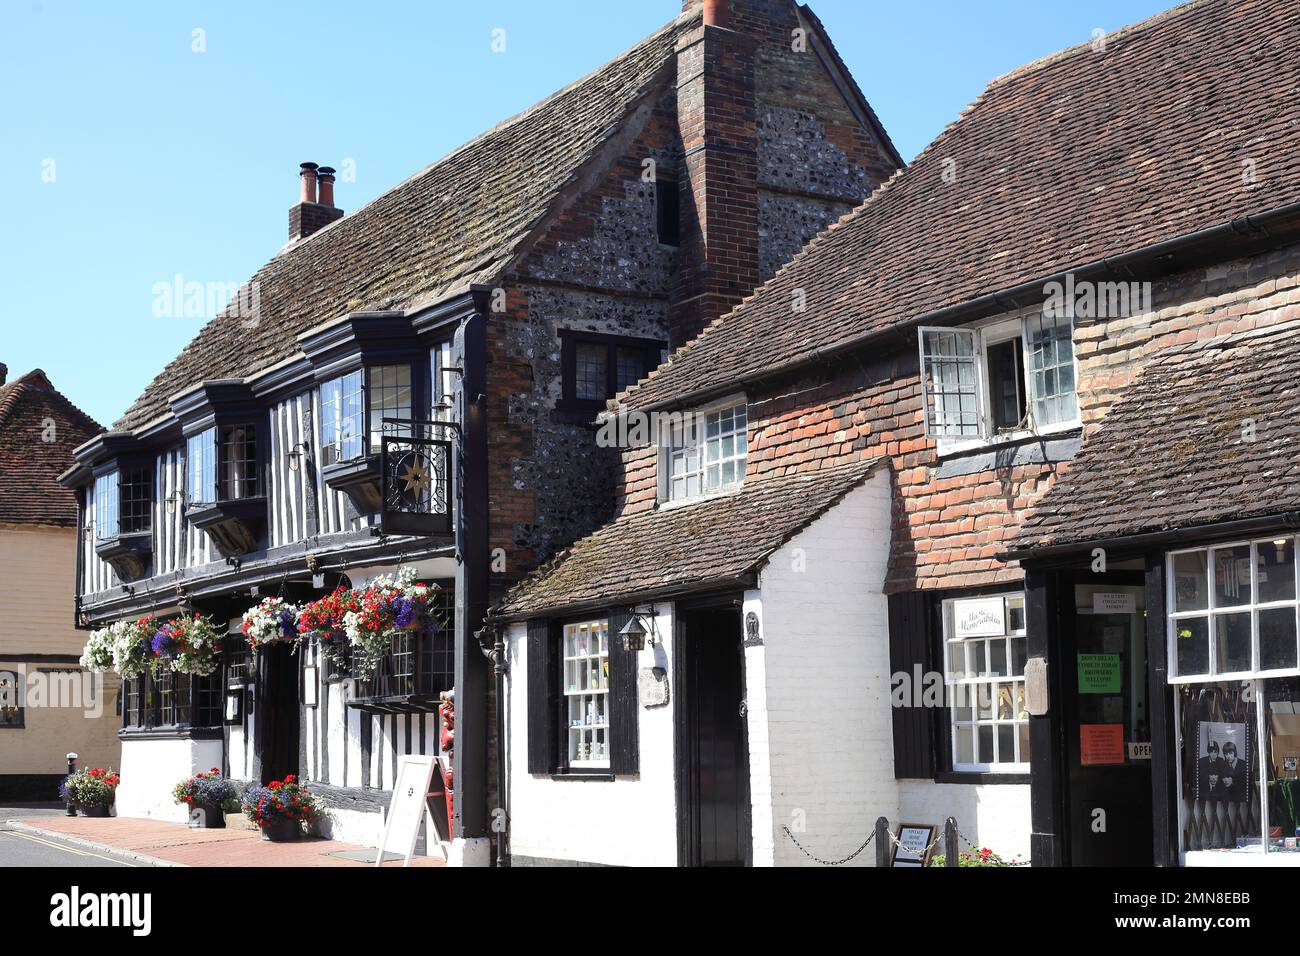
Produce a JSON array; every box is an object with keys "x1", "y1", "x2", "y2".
[
  {"x1": 941, "y1": 592, "x2": 1030, "y2": 773},
  {"x1": 658, "y1": 394, "x2": 748, "y2": 505},
  {"x1": 1166, "y1": 537, "x2": 1300, "y2": 684},
  {"x1": 919, "y1": 307, "x2": 1081, "y2": 454},
  {"x1": 562, "y1": 620, "x2": 610, "y2": 770},
  {"x1": 1166, "y1": 536, "x2": 1300, "y2": 865}
]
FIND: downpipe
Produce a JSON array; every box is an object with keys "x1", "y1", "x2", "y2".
[{"x1": 475, "y1": 624, "x2": 509, "y2": 867}]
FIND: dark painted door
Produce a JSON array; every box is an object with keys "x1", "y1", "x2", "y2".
[
  {"x1": 1063, "y1": 582, "x2": 1153, "y2": 865},
  {"x1": 680, "y1": 606, "x2": 750, "y2": 866},
  {"x1": 256, "y1": 643, "x2": 300, "y2": 784}
]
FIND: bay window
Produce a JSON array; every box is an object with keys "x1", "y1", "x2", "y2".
[
  {"x1": 919, "y1": 308, "x2": 1079, "y2": 443},
  {"x1": 320, "y1": 370, "x2": 364, "y2": 466},
  {"x1": 942, "y1": 592, "x2": 1030, "y2": 772},
  {"x1": 1168, "y1": 536, "x2": 1300, "y2": 861},
  {"x1": 319, "y1": 364, "x2": 415, "y2": 465},
  {"x1": 188, "y1": 425, "x2": 259, "y2": 504}
]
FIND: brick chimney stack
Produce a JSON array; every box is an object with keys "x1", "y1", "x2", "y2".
[
  {"x1": 289, "y1": 161, "x2": 344, "y2": 243},
  {"x1": 670, "y1": 0, "x2": 793, "y2": 346}
]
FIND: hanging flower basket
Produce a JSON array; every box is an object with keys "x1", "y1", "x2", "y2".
[
  {"x1": 343, "y1": 567, "x2": 441, "y2": 674},
  {"x1": 170, "y1": 614, "x2": 223, "y2": 676},
  {"x1": 297, "y1": 586, "x2": 362, "y2": 669},
  {"x1": 241, "y1": 597, "x2": 302, "y2": 652},
  {"x1": 89, "y1": 616, "x2": 156, "y2": 680}
]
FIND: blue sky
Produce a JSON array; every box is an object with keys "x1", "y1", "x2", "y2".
[{"x1": 1, "y1": 0, "x2": 1173, "y2": 427}]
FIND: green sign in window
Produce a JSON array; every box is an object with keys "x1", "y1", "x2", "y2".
[{"x1": 1078, "y1": 653, "x2": 1122, "y2": 694}]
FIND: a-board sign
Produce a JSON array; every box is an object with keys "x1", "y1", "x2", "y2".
[
  {"x1": 375, "y1": 754, "x2": 439, "y2": 867},
  {"x1": 891, "y1": 823, "x2": 937, "y2": 867}
]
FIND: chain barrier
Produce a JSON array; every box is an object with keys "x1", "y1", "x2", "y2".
[{"x1": 780, "y1": 825, "x2": 874, "y2": 866}]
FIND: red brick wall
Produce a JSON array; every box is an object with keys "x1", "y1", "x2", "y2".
[{"x1": 613, "y1": 241, "x2": 1300, "y2": 594}]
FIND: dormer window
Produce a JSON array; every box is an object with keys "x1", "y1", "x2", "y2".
[
  {"x1": 665, "y1": 401, "x2": 747, "y2": 501},
  {"x1": 919, "y1": 309, "x2": 1079, "y2": 446},
  {"x1": 317, "y1": 363, "x2": 416, "y2": 513}
]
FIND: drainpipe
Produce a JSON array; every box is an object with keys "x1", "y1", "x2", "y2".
[{"x1": 475, "y1": 623, "x2": 509, "y2": 866}]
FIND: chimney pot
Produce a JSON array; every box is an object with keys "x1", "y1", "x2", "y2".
[
  {"x1": 0, "y1": 363, "x2": 7, "y2": 386},
  {"x1": 317, "y1": 166, "x2": 337, "y2": 209},
  {"x1": 299, "y1": 162, "x2": 319, "y2": 205},
  {"x1": 702, "y1": 0, "x2": 728, "y2": 27}
]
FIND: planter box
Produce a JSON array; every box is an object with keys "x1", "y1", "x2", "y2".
[{"x1": 78, "y1": 804, "x2": 112, "y2": 818}]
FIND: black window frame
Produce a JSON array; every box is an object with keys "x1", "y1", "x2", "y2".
[
  {"x1": 121, "y1": 670, "x2": 223, "y2": 732},
  {"x1": 556, "y1": 330, "x2": 665, "y2": 416},
  {"x1": 187, "y1": 422, "x2": 264, "y2": 506},
  {"x1": 320, "y1": 361, "x2": 423, "y2": 466},
  {"x1": 93, "y1": 465, "x2": 154, "y2": 541}
]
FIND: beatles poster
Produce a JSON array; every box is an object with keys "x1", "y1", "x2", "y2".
[{"x1": 1194, "y1": 720, "x2": 1251, "y2": 804}]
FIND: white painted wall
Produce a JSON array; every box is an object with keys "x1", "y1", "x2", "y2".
[
  {"x1": 750, "y1": 472, "x2": 900, "y2": 866},
  {"x1": 115, "y1": 736, "x2": 224, "y2": 822},
  {"x1": 505, "y1": 601, "x2": 678, "y2": 866},
  {"x1": 897, "y1": 781, "x2": 1031, "y2": 864}
]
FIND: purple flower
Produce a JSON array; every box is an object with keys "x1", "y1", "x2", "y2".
[
  {"x1": 152, "y1": 628, "x2": 177, "y2": 658},
  {"x1": 277, "y1": 608, "x2": 296, "y2": 637},
  {"x1": 393, "y1": 596, "x2": 418, "y2": 630}
]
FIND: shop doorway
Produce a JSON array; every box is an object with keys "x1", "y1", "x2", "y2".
[
  {"x1": 675, "y1": 602, "x2": 751, "y2": 866},
  {"x1": 1062, "y1": 577, "x2": 1153, "y2": 865}
]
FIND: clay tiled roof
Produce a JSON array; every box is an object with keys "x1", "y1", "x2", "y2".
[
  {"x1": 0, "y1": 370, "x2": 103, "y2": 526},
  {"x1": 494, "y1": 457, "x2": 883, "y2": 618},
  {"x1": 1010, "y1": 320, "x2": 1300, "y2": 553},
  {"x1": 115, "y1": 11, "x2": 699, "y2": 432},
  {"x1": 620, "y1": 0, "x2": 1300, "y2": 411}
]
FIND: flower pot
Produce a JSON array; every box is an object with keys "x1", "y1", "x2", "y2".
[
  {"x1": 259, "y1": 817, "x2": 301, "y2": 842},
  {"x1": 188, "y1": 802, "x2": 226, "y2": 829},
  {"x1": 79, "y1": 804, "x2": 111, "y2": 818}
]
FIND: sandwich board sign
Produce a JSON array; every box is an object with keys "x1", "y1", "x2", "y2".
[{"x1": 376, "y1": 754, "x2": 439, "y2": 867}]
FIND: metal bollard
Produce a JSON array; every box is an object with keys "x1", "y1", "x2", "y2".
[
  {"x1": 65, "y1": 752, "x2": 78, "y2": 816},
  {"x1": 945, "y1": 816, "x2": 958, "y2": 867}
]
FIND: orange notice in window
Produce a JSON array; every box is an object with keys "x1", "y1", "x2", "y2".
[{"x1": 1080, "y1": 723, "x2": 1125, "y2": 766}]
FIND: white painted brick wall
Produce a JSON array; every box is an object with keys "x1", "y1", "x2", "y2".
[
  {"x1": 898, "y1": 781, "x2": 1031, "y2": 863},
  {"x1": 750, "y1": 471, "x2": 900, "y2": 866},
  {"x1": 505, "y1": 602, "x2": 678, "y2": 866}
]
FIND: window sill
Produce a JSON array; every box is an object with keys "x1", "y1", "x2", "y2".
[
  {"x1": 549, "y1": 770, "x2": 615, "y2": 782},
  {"x1": 934, "y1": 771, "x2": 1031, "y2": 786},
  {"x1": 118, "y1": 725, "x2": 223, "y2": 741},
  {"x1": 935, "y1": 423, "x2": 1081, "y2": 461},
  {"x1": 656, "y1": 483, "x2": 744, "y2": 512}
]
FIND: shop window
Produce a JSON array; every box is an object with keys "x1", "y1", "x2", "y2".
[
  {"x1": 527, "y1": 610, "x2": 639, "y2": 776},
  {"x1": 563, "y1": 620, "x2": 610, "y2": 769},
  {"x1": 666, "y1": 401, "x2": 747, "y2": 501},
  {"x1": 918, "y1": 310, "x2": 1079, "y2": 444},
  {"x1": 941, "y1": 593, "x2": 1030, "y2": 772},
  {"x1": 1168, "y1": 536, "x2": 1300, "y2": 861}
]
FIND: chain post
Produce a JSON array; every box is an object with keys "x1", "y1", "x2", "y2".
[
  {"x1": 945, "y1": 816, "x2": 958, "y2": 867},
  {"x1": 875, "y1": 816, "x2": 890, "y2": 867}
]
